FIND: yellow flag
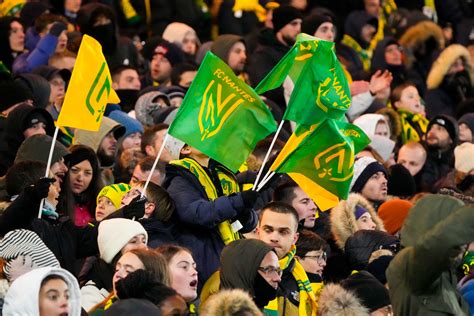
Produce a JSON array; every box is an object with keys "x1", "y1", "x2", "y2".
[{"x1": 56, "y1": 35, "x2": 120, "y2": 131}]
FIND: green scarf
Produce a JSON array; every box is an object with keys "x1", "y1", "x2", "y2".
[
  {"x1": 264, "y1": 245, "x2": 318, "y2": 316},
  {"x1": 398, "y1": 109, "x2": 429, "y2": 144},
  {"x1": 170, "y1": 158, "x2": 240, "y2": 245}
]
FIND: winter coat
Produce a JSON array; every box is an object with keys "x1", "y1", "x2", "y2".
[
  {"x1": 247, "y1": 28, "x2": 291, "y2": 108},
  {"x1": 330, "y1": 193, "x2": 385, "y2": 250},
  {"x1": 163, "y1": 160, "x2": 258, "y2": 288},
  {"x1": 387, "y1": 194, "x2": 474, "y2": 316},
  {"x1": 12, "y1": 34, "x2": 59, "y2": 75},
  {"x1": 80, "y1": 258, "x2": 114, "y2": 312},
  {"x1": 419, "y1": 146, "x2": 454, "y2": 193},
  {"x1": 318, "y1": 283, "x2": 370, "y2": 316},
  {"x1": 0, "y1": 189, "x2": 99, "y2": 275},
  {"x1": 138, "y1": 218, "x2": 179, "y2": 249},
  {"x1": 344, "y1": 230, "x2": 398, "y2": 271},
  {"x1": 425, "y1": 44, "x2": 474, "y2": 119},
  {"x1": 3, "y1": 267, "x2": 82, "y2": 316}
]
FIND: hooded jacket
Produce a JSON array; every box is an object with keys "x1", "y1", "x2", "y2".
[
  {"x1": 330, "y1": 193, "x2": 385, "y2": 250},
  {"x1": 0, "y1": 104, "x2": 54, "y2": 176},
  {"x1": 317, "y1": 283, "x2": 370, "y2": 316},
  {"x1": 425, "y1": 44, "x2": 474, "y2": 118},
  {"x1": 220, "y1": 239, "x2": 273, "y2": 296},
  {"x1": 387, "y1": 195, "x2": 474, "y2": 316},
  {"x1": 3, "y1": 267, "x2": 82, "y2": 316}
]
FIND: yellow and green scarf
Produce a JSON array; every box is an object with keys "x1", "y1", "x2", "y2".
[
  {"x1": 398, "y1": 109, "x2": 429, "y2": 144},
  {"x1": 264, "y1": 245, "x2": 318, "y2": 316},
  {"x1": 170, "y1": 158, "x2": 240, "y2": 245},
  {"x1": 341, "y1": 34, "x2": 372, "y2": 72}
]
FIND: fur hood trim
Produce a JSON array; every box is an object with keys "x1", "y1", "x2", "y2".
[
  {"x1": 317, "y1": 283, "x2": 370, "y2": 316},
  {"x1": 426, "y1": 44, "x2": 474, "y2": 89},
  {"x1": 201, "y1": 289, "x2": 263, "y2": 316},
  {"x1": 330, "y1": 193, "x2": 385, "y2": 250},
  {"x1": 399, "y1": 20, "x2": 445, "y2": 52}
]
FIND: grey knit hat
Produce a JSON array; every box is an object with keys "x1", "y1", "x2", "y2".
[{"x1": 134, "y1": 91, "x2": 170, "y2": 126}]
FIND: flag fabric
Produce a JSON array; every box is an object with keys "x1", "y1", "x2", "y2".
[
  {"x1": 270, "y1": 119, "x2": 370, "y2": 209},
  {"x1": 168, "y1": 52, "x2": 277, "y2": 172},
  {"x1": 256, "y1": 33, "x2": 351, "y2": 126},
  {"x1": 56, "y1": 35, "x2": 120, "y2": 131}
]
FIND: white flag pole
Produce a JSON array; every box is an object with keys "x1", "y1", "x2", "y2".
[
  {"x1": 142, "y1": 133, "x2": 169, "y2": 196},
  {"x1": 252, "y1": 120, "x2": 284, "y2": 190},
  {"x1": 38, "y1": 125, "x2": 60, "y2": 218}
]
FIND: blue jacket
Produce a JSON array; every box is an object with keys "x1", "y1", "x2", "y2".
[
  {"x1": 13, "y1": 34, "x2": 58, "y2": 74},
  {"x1": 163, "y1": 160, "x2": 258, "y2": 290}
]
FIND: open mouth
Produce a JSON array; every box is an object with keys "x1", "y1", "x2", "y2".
[{"x1": 189, "y1": 280, "x2": 198, "y2": 288}]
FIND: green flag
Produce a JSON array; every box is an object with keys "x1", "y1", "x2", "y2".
[
  {"x1": 168, "y1": 52, "x2": 277, "y2": 172},
  {"x1": 256, "y1": 34, "x2": 351, "y2": 125},
  {"x1": 273, "y1": 119, "x2": 370, "y2": 199}
]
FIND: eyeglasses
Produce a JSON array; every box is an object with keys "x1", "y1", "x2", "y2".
[
  {"x1": 303, "y1": 252, "x2": 327, "y2": 264},
  {"x1": 258, "y1": 266, "x2": 283, "y2": 277}
]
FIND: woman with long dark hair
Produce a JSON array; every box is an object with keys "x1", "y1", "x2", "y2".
[{"x1": 59, "y1": 144, "x2": 104, "y2": 227}]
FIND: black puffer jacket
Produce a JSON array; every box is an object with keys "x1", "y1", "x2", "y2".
[{"x1": 344, "y1": 230, "x2": 399, "y2": 271}]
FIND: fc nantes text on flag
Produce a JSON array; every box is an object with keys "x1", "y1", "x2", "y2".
[
  {"x1": 56, "y1": 35, "x2": 120, "y2": 131},
  {"x1": 168, "y1": 52, "x2": 277, "y2": 172},
  {"x1": 271, "y1": 120, "x2": 370, "y2": 208},
  {"x1": 256, "y1": 34, "x2": 351, "y2": 125}
]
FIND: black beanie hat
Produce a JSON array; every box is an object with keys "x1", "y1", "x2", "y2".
[
  {"x1": 142, "y1": 38, "x2": 184, "y2": 66},
  {"x1": 23, "y1": 110, "x2": 48, "y2": 131},
  {"x1": 341, "y1": 271, "x2": 391, "y2": 312},
  {"x1": 459, "y1": 113, "x2": 474, "y2": 134},
  {"x1": 14, "y1": 74, "x2": 51, "y2": 109},
  {"x1": 351, "y1": 157, "x2": 387, "y2": 193},
  {"x1": 302, "y1": 12, "x2": 333, "y2": 36},
  {"x1": 387, "y1": 164, "x2": 416, "y2": 197},
  {"x1": 272, "y1": 5, "x2": 303, "y2": 33},
  {"x1": 427, "y1": 115, "x2": 459, "y2": 143}
]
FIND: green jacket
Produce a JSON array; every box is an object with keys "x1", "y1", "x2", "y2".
[{"x1": 387, "y1": 195, "x2": 474, "y2": 316}]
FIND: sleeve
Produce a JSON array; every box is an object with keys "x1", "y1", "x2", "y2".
[
  {"x1": 0, "y1": 190, "x2": 40, "y2": 236},
  {"x1": 167, "y1": 176, "x2": 248, "y2": 229},
  {"x1": 394, "y1": 205, "x2": 474, "y2": 294},
  {"x1": 346, "y1": 91, "x2": 376, "y2": 121},
  {"x1": 13, "y1": 34, "x2": 57, "y2": 74},
  {"x1": 74, "y1": 223, "x2": 99, "y2": 259},
  {"x1": 80, "y1": 280, "x2": 109, "y2": 312}
]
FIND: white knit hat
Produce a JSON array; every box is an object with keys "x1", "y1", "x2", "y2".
[
  {"x1": 455, "y1": 142, "x2": 474, "y2": 173},
  {"x1": 98, "y1": 218, "x2": 148, "y2": 264}
]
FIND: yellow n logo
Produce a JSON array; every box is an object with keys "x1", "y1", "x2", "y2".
[
  {"x1": 313, "y1": 142, "x2": 354, "y2": 182},
  {"x1": 198, "y1": 80, "x2": 244, "y2": 141},
  {"x1": 85, "y1": 62, "x2": 112, "y2": 122}
]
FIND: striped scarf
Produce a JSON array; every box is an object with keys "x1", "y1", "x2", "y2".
[
  {"x1": 341, "y1": 34, "x2": 372, "y2": 72},
  {"x1": 170, "y1": 158, "x2": 241, "y2": 245},
  {"x1": 264, "y1": 245, "x2": 318, "y2": 316},
  {"x1": 0, "y1": 229, "x2": 60, "y2": 280}
]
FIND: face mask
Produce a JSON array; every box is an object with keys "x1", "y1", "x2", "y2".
[
  {"x1": 116, "y1": 89, "x2": 139, "y2": 113},
  {"x1": 89, "y1": 23, "x2": 117, "y2": 53},
  {"x1": 253, "y1": 272, "x2": 278, "y2": 308}
]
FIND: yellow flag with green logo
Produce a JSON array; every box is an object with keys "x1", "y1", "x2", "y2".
[{"x1": 56, "y1": 35, "x2": 120, "y2": 131}]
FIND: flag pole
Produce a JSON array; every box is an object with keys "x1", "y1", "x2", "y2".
[
  {"x1": 142, "y1": 133, "x2": 169, "y2": 196},
  {"x1": 252, "y1": 120, "x2": 284, "y2": 191},
  {"x1": 38, "y1": 125, "x2": 60, "y2": 218},
  {"x1": 256, "y1": 171, "x2": 275, "y2": 192}
]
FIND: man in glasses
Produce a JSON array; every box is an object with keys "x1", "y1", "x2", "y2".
[
  {"x1": 296, "y1": 230, "x2": 328, "y2": 280},
  {"x1": 257, "y1": 202, "x2": 318, "y2": 315}
]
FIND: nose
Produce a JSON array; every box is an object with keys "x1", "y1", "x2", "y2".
[
  {"x1": 61, "y1": 162, "x2": 68, "y2": 173},
  {"x1": 273, "y1": 273, "x2": 282, "y2": 283},
  {"x1": 320, "y1": 260, "x2": 327, "y2": 268}
]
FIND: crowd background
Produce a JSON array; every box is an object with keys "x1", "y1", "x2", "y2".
[{"x1": 1, "y1": 0, "x2": 474, "y2": 315}]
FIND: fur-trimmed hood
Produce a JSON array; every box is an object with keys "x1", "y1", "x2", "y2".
[
  {"x1": 330, "y1": 193, "x2": 385, "y2": 250},
  {"x1": 201, "y1": 289, "x2": 263, "y2": 316},
  {"x1": 317, "y1": 283, "x2": 370, "y2": 316},
  {"x1": 399, "y1": 20, "x2": 445, "y2": 68},
  {"x1": 426, "y1": 44, "x2": 474, "y2": 89}
]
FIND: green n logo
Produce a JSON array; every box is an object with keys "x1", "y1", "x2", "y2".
[{"x1": 85, "y1": 62, "x2": 112, "y2": 122}]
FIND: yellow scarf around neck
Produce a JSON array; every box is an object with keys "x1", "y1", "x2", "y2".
[{"x1": 170, "y1": 158, "x2": 240, "y2": 245}]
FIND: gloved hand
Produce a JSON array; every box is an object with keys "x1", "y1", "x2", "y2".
[
  {"x1": 25, "y1": 177, "x2": 56, "y2": 200},
  {"x1": 240, "y1": 190, "x2": 260, "y2": 209},
  {"x1": 49, "y1": 22, "x2": 67, "y2": 37},
  {"x1": 123, "y1": 195, "x2": 147, "y2": 220}
]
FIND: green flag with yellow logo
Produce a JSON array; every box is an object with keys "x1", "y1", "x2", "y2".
[
  {"x1": 57, "y1": 35, "x2": 120, "y2": 131},
  {"x1": 256, "y1": 34, "x2": 351, "y2": 125},
  {"x1": 168, "y1": 52, "x2": 277, "y2": 172},
  {"x1": 272, "y1": 119, "x2": 370, "y2": 203}
]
